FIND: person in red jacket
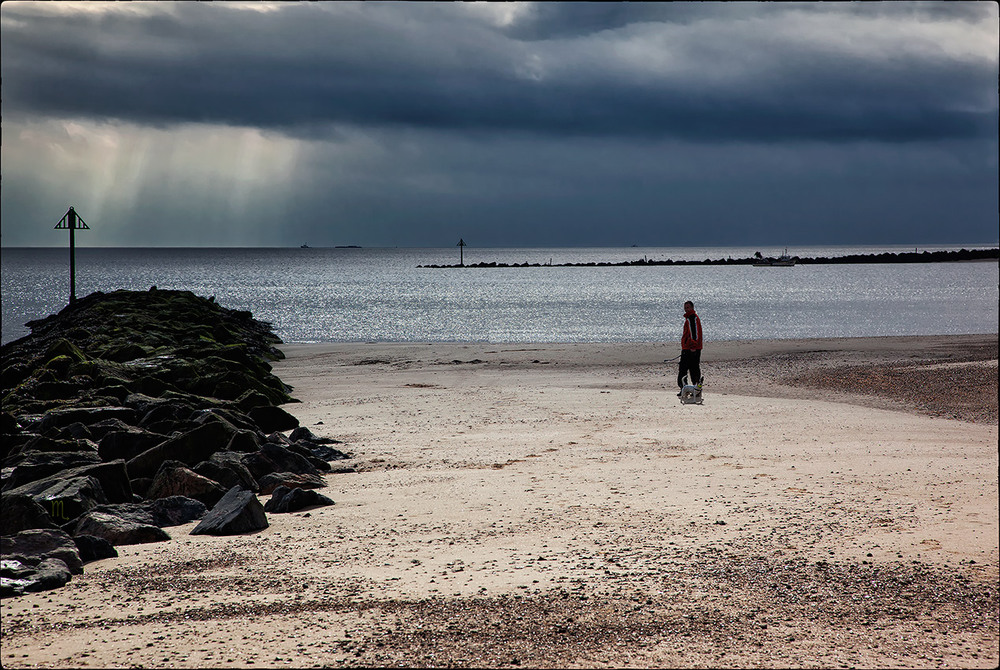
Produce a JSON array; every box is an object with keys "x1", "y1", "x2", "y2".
[{"x1": 677, "y1": 300, "x2": 703, "y2": 395}]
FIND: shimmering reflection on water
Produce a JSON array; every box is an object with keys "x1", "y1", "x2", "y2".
[{"x1": 2, "y1": 246, "x2": 996, "y2": 344}]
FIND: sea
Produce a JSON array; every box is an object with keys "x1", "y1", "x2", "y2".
[{"x1": 2, "y1": 245, "x2": 997, "y2": 346}]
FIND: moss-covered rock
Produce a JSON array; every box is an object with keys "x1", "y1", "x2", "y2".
[
  {"x1": 44, "y1": 355, "x2": 76, "y2": 379},
  {"x1": 44, "y1": 339, "x2": 88, "y2": 364}
]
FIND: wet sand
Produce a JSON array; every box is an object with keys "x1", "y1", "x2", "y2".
[{"x1": 2, "y1": 335, "x2": 997, "y2": 668}]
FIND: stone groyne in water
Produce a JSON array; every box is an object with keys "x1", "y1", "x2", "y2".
[{"x1": 418, "y1": 247, "x2": 999, "y2": 268}]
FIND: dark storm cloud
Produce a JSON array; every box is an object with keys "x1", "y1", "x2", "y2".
[
  {"x1": 1, "y1": 1, "x2": 996, "y2": 249},
  {"x1": 502, "y1": 0, "x2": 1000, "y2": 37},
  {"x1": 494, "y1": 1, "x2": 782, "y2": 38},
  {"x1": 2, "y1": 1, "x2": 995, "y2": 144}
]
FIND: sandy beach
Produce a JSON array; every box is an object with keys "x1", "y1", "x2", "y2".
[{"x1": 2, "y1": 334, "x2": 997, "y2": 668}]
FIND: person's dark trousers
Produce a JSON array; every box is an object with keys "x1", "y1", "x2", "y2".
[{"x1": 677, "y1": 349, "x2": 701, "y2": 388}]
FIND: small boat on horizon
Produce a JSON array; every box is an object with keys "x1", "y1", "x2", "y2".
[
  {"x1": 300, "y1": 243, "x2": 310, "y2": 249},
  {"x1": 753, "y1": 248, "x2": 797, "y2": 266}
]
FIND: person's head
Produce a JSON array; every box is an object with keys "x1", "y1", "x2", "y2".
[{"x1": 684, "y1": 300, "x2": 694, "y2": 313}]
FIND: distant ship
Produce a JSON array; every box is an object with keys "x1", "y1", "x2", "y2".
[
  {"x1": 300, "y1": 243, "x2": 310, "y2": 249},
  {"x1": 753, "y1": 248, "x2": 797, "y2": 266}
]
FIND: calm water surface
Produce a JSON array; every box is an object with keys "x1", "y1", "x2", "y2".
[{"x1": 2, "y1": 246, "x2": 997, "y2": 345}]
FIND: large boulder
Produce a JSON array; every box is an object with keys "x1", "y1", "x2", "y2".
[
  {"x1": 1, "y1": 435, "x2": 30, "y2": 463},
  {"x1": 53, "y1": 422, "x2": 94, "y2": 442},
  {"x1": 98, "y1": 342, "x2": 151, "y2": 363},
  {"x1": 194, "y1": 452, "x2": 259, "y2": 493},
  {"x1": 98, "y1": 429, "x2": 170, "y2": 463},
  {"x1": 125, "y1": 420, "x2": 236, "y2": 480},
  {"x1": 2, "y1": 450, "x2": 102, "y2": 491},
  {"x1": 309, "y1": 443, "x2": 351, "y2": 461},
  {"x1": 146, "y1": 461, "x2": 227, "y2": 507},
  {"x1": 192, "y1": 408, "x2": 257, "y2": 435},
  {"x1": 257, "y1": 472, "x2": 326, "y2": 495},
  {"x1": 129, "y1": 477, "x2": 153, "y2": 499},
  {"x1": 10, "y1": 434, "x2": 99, "y2": 455},
  {"x1": 147, "y1": 496, "x2": 208, "y2": 526},
  {"x1": 29, "y1": 475, "x2": 109, "y2": 524},
  {"x1": 86, "y1": 503, "x2": 154, "y2": 528},
  {"x1": 0, "y1": 493, "x2": 57, "y2": 534},
  {"x1": 85, "y1": 417, "x2": 136, "y2": 442},
  {"x1": 37, "y1": 407, "x2": 138, "y2": 434},
  {"x1": 288, "y1": 427, "x2": 349, "y2": 460},
  {"x1": 90, "y1": 496, "x2": 206, "y2": 529},
  {"x1": 0, "y1": 528, "x2": 83, "y2": 574},
  {"x1": 226, "y1": 429, "x2": 263, "y2": 453},
  {"x1": 3, "y1": 557, "x2": 75, "y2": 595},
  {"x1": 264, "y1": 486, "x2": 335, "y2": 514},
  {"x1": 137, "y1": 400, "x2": 195, "y2": 432},
  {"x1": 1, "y1": 558, "x2": 37, "y2": 598},
  {"x1": 288, "y1": 426, "x2": 330, "y2": 443},
  {"x1": 289, "y1": 430, "x2": 350, "y2": 463},
  {"x1": 72, "y1": 535, "x2": 118, "y2": 563},
  {"x1": 235, "y1": 390, "x2": 271, "y2": 412},
  {"x1": 242, "y1": 443, "x2": 321, "y2": 480},
  {"x1": 26, "y1": 557, "x2": 74, "y2": 591},
  {"x1": 190, "y1": 486, "x2": 267, "y2": 536},
  {"x1": 265, "y1": 431, "x2": 293, "y2": 447},
  {"x1": 285, "y1": 443, "x2": 333, "y2": 472},
  {"x1": 248, "y1": 405, "x2": 299, "y2": 433},
  {"x1": 123, "y1": 392, "x2": 169, "y2": 415},
  {"x1": 73, "y1": 511, "x2": 171, "y2": 546},
  {"x1": 0, "y1": 411, "x2": 21, "y2": 435},
  {"x1": 7, "y1": 460, "x2": 133, "y2": 504}
]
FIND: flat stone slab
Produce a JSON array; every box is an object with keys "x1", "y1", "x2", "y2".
[{"x1": 190, "y1": 486, "x2": 268, "y2": 536}]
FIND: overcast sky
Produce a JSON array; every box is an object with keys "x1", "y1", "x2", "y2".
[{"x1": 2, "y1": 1, "x2": 997, "y2": 248}]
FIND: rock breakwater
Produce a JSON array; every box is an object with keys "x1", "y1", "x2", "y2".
[
  {"x1": 418, "y1": 247, "x2": 999, "y2": 268},
  {"x1": 1, "y1": 289, "x2": 344, "y2": 597}
]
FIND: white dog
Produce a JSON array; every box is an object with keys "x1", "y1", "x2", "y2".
[{"x1": 679, "y1": 383, "x2": 703, "y2": 405}]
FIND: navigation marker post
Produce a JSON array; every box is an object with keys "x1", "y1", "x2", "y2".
[
  {"x1": 54, "y1": 206, "x2": 90, "y2": 304},
  {"x1": 457, "y1": 238, "x2": 466, "y2": 267}
]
